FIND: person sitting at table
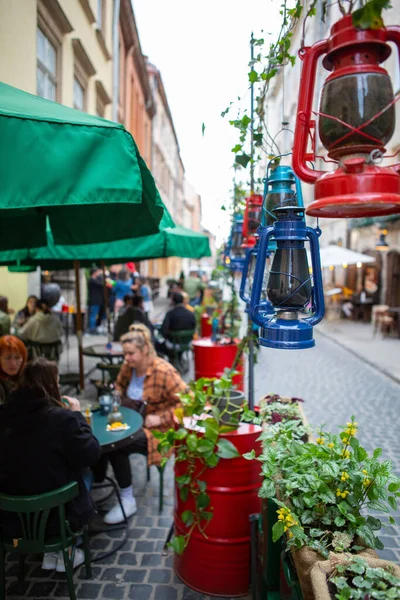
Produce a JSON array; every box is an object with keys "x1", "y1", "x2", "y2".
[
  {"x1": 0, "y1": 358, "x2": 101, "y2": 571},
  {"x1": 155, "y1": 292, "x2": 195, "y2": 360},
  {"x1": 93, "y1": 324, "x2": 187, "y2": 524},
  {"x1": 13, "y1": 295, "x2": 39, "y2": 329},
  {"x1": 18, "y1": 298, "x2": 63, "y2": 360},
  {"x1": 0, "y1": 296, "x2": 11, "y2": 336},
  {"x1": 113, "y1": 295, "x2": 153, "y2": 342},
  {"x1": 0, "y1": 335, "x2": 27, "y2": 404}
]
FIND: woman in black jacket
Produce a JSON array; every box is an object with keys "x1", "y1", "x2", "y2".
[{"x1": 0, "y1": 358, "x2": 101, "y2": 572}]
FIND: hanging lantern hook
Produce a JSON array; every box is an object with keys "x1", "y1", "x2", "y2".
[{"x1": 369, "y1": 149, "x2": 384, "y2": 165}]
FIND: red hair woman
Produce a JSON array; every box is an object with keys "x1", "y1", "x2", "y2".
[{"x1": 0, "y1": 335, "x2": 27, "y2": 404}]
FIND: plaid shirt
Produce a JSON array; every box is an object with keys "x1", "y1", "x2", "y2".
[{"x1": 116, "y1": 356, "x2": 187, "y2": 466}]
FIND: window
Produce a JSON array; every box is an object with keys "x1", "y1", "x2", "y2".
[
  {"x1": 37, "y1": 27, "x2": 58, "y2": 101},
  {"x1": 73, "y1": 77, "x2": 85, "y2": 111},
  {"x1": 97, "y1": 0, "x2": 106, "y2": 33}
]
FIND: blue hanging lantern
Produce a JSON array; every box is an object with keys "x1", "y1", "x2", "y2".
[
  {"x1": 249, "y1": 205, "x2": 325, "y2": 349},
  {"x1": 240, "y1": 164, "x2": 305, "y2": 309},
  {"x1": 227, "y1": 215, "x2": 246, "y2": 272}
]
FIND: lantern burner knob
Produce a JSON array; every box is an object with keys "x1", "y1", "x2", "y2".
[{"x1": 342, "y1": 157, "x2": 366, "y2": 174}]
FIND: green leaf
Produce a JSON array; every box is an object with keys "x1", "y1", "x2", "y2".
[
  {"x1": 216, "y1": 438, "x2": 240, "y2": 459},
  {"x1": 355, "y1": 446, "x2": 368, "y2": 462},
  {"x1": 174, "y1": 428, "x2": 188, "y2": 440},
  {"x1": 272, "y1": 520, "x2": 285, "y2": 542},
  {"x1": 357, "y1": 525, "x2": 376, "y2": 548},
  {"x1": 201, "y1": 122, "x2": 206, "y2": 136},
  {"x1": 366, "y1": 516, "x2": 382, "y2": 531},
  {"x1": 205, "y1": 453, "x2": 219, "y2": 468},
  {"x1": 201, "y1": 511, "x2": 213, "y2": 521},
  {"x1": 231, "y1": 144, "x2": 242, "y2": 154},
  {"x1": 388, "y1": 495, "x2": 397, "y2": 511},
  {"x1": 335, "y1": 516, "x2": 346, "y2": 527},
  {"x1": 243, "y1": 449, "x2": 256, "y2": 460},
  {"x1": 203, "y1": 418, "x2": 219, "y2": 444},
  {"x1": 171, "y1": 535, "x2": 186, "y2": 555},
  {"x1": 248, "y1": 70, "x2": 259, "y2": 84},
  {"x1": 197, "y1": 439, "x2": 215, "y2": 455},
  {"x1": 260, "y1": 479, "x2": 275, "y2": 498},
  {"x1": 181, "y1": 510, "x2": 194, "y2": 526},
  {"x1": 235, "y1": 154, "x2": 251, "y2": 169},
  {"x1": 373, "y1": 447, "x2": 382, "y2": 459},
  {"x1": 196, "y1": 492, "x2": 210, "y2": 510},
  {"x1": 180, "y1": 486, "x2": 189, "y2": 502},
  {"x1": 388, "y1": 482, "x2": 400, "y2": 493},
  {"x1": 176, "y1": 474, "x2": 191, "y2": 488},
  {"x1": 197, "y1": 480, "x2": 207, "y2": 492},
  {"x1": 186, "y1": 433, "x2": 198, "y2": 452}
]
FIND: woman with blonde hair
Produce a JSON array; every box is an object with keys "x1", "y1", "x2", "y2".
[{"x1": 94, "y1": 323, "x2": 187, "y2": 524}]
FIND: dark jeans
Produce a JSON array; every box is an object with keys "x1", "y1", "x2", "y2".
[{"x1": 92, "y1": 429, "x2": 148, "y2": 489}]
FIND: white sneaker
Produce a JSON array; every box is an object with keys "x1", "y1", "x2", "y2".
[
  {"x1": 41, "y1": 552, "x2": 58, "y2": 570},
  {"x1": 56, "y1": 548, "x2": 85, "y2": 572},
  {"x1": 103, "y1": 497, "x2": 137, "y2": 524}
]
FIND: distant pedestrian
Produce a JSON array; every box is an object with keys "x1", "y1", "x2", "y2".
[
  {"x1": 138, "y1": 276, "x2": 153, "y2": 317},
  {"x1": 0, "y1": 296, "x2": 11, "y2": 336},
  {"x1": 87, "y1": 267, "x2": 104, "y2": 334},
  {"x1": 183, "y1": 270, "x2": 204, "y2": 306},
  {"x1": 114, "y1": 269, "x2": 134, "y2": 315}
]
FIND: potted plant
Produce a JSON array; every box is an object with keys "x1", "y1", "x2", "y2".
[
  {"x1": 241, "y1": 393, "x2": 307, "y2": 428},
  {"x1": 155, "y1": 375, "x2": 262, "y2": 596},
  {"x1": 246, "y1": 417, "x2": 400, "y2": 599},
  {"x1": 310, "y1": 555, "x2": 400, "y2": 599}
]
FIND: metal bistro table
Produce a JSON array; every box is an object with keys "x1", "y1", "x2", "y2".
[
  {"x1": 90, "y1": 406, "x2": 143, "y2": 561},
  {"x1": 83, "y1": 343, "x2": 124, "y2": 364}
]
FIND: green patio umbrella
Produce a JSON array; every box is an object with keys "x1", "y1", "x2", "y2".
[
  {"x1": 0, "y1": 82, "x2": 173, "y2": 250},
  {"x1": 0, "y1": 216, "x2": 211, "y2": 269}
]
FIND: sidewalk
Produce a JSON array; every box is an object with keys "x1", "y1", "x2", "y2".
[{"x1": 317, "y1": 318, "x2": 400, "y2": 384}]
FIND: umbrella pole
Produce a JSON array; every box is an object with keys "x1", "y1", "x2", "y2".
[
  {"x1": 101, "y1": 261, "x2": 111, "y2": 337},
  {"x1": 248, "y1": 32, "x2": 255, "y2": 412},
  {"x1": 74, "y1": 261, "x2": 85, "y2": 391}
]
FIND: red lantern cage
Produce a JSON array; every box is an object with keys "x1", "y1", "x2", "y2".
[
  {"x1": 242, "y1": 194, "x2": 263, "y2": 246},
  {"x1": 292, "y1": 15, "x2": 400, "y2": 219}
]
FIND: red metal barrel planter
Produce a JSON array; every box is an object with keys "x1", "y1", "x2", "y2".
[
  {"x1": 200, "y1": 312, "x2": 212, "y2": 338},
  {"x1": 174, "y1": 423, "x2": 262, "y2": 597},
  {"x1": 193, "y1": 338, "x2": 244, "y2": 391}
]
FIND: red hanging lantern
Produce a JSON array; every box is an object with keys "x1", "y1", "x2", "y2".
[
  {"x1": 292, "y1": 15, "x2": 400, "y2": 218},
  {"x1": 242, "y1": 193, "x2": 263, "y2": 246}
]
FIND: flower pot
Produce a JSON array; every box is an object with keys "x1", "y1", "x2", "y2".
[
  {"x1": 193, "y1": 338, "x2": 244, "y2": 391},
  {"x1": 174, "y1": 423, "x2": 262, "y2": 597},
  {"x1": 216, "y1": 389, "x2": 245, "y2": 426}
]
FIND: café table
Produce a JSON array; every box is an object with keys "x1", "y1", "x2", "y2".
[
  {"x1": 83, "y1": 342, "x2": 124, "y2": 364},
  {"x1": 90, "y1": 406, "x2": 143, "y2": 561}
]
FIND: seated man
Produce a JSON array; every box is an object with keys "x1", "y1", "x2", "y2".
[
  {"x1": 155, "y1": 292, "x2": 195, "y2": 359},
  {"x1": 113, "y1": 295, "x2": 153, "y2": 342}
]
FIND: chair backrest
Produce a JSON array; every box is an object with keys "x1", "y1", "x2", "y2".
[
  {"x1": 0, "y1": 482, "x2": 78, "y2": 552},
  {"x1": 372, "y1": 305, "x2": 389, "y2": 322},
  {"x1": 167, "y1": 329, "x2": 195, "y2": 346},
  {"x1": 25, "y1": 340, "x2": 62, "y2": 363},
  {"x1": 98, "y1": 362, "x2": 121, "y2": 383}
]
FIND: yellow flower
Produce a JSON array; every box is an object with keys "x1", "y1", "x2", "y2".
[
  {"x1": 341, "y1": 472, "x2": 350, "y2": 482},
  {"x1": 342, "y1": 436, "x2": 349, "y2": 444},
  {"x1": 362, "y1": 469, "x2": 368, "y2": 475},
  {"x1": 336, "y1": 488, "x2": 350, "y2": 498},
  {"x1": 328, "y1": 442, "x2": 335, "y2": 449},
  {"x1": 342, "y1": 450, "x2": 351, "y2": 459},
  {"x1": 363, "y1": 478, "x2": 371, "y2": 487},
  {"x1": 347, "y1": 421, "x2": 358, "y2": 427},
  {"x1": 316, "y1": 437, "x2": 325, "y2": 445},
  {"x1": 278, "y1": 514, "x2": 285, "y2": 520}
]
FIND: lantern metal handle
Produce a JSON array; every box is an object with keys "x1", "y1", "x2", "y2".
[
  {"x1": 249, "y1": 225, "x2": 275, "y2": 327},
  {"x1": 302, "y1": 226, "x2": 325, "y2": 327},
  {"x1": 239, "y1": 245, "x2": 256, "y2": 305},
  {"x1": 292, "y1": 40, "x2": 329, "y2": 184}
]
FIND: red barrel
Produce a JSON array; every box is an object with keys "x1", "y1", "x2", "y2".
[
  {"x1": 193, "y1": 338, "x2": 244, "y2": 391},
  {"x1": 200, "y1": 312, "x2": 212, "y2": 338},
  {"x1": 174, "y1": 424, "x2": 262, "y2": 596}
]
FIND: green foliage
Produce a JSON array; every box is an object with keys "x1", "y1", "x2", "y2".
[
  {"x1": 156, "y1": 374, "x2": 242, "y2": 554},
  {"x1": 331, "y1": 556, "x2": 400, "y2": 599},
  {"x1": 253, "y1": 417, "x2": 400, "y2": 558}
]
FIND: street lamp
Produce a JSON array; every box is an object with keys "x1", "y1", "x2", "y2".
[
  {"x1": 249, "y1": 206, "x2": 325, "y2": 349},
  {"x1": 292, "y1": 14, "x2": 400, "y2": 218}
]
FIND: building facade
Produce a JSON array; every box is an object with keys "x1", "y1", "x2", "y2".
[{"x1": 261, "y1": 0, "x2": 400, "y2": 304}]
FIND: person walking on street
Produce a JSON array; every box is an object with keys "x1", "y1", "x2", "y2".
[
  {"x1": 183, "y1": 270, "x2": 204, "y2": 306},
  {"x1": 87, "y1": 267, "x2": 104, "y2": 334}
]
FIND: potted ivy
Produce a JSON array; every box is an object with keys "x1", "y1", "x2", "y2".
[
  {"x1": 245, "y1": 417, "x2": 400, "y2": 599},
  {"x1": 155, "y1": 375, "x2": 262, "y2": 597}
]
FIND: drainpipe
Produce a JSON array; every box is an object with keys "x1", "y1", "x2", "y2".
[{"x1": 112, "y1": 0, "x2": 121, "y2": 122}]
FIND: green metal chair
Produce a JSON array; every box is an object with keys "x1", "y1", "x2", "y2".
[
  {"x1": 167, "y1": 329, "x2": 195, "y2": 375},
  {"x1": 24, "y1": 340, "x2": 63, "y2": 363},
  {"x1": 91, "y1": 363, "x2": 121, "y2": 397},
  {"x1": 0, "y1": 482, "x2": 91, "y2": 600}
]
